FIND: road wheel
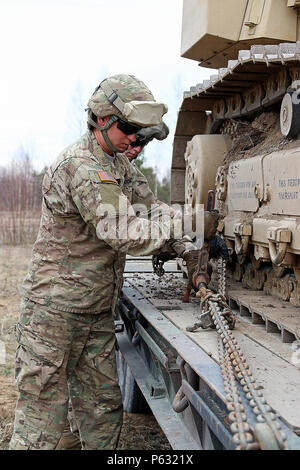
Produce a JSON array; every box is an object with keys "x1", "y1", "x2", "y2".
[{"x1": 280, "y1": 91, "x2": 300, "y2": 138}]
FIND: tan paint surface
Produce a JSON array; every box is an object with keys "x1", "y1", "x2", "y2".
[
  {"x1": 240, "y1": 0, "x2": 297, "y2": 41},
  {"x1": 263, "y1": 148, "x2": 300, "y2": 216},
  {"x1": 181, "y1": 0, "x2": 248, "y2": 61},
  {"x1": 181, "y1": 0, "x2": 297, "y2": 67},
  {"x1": 227, "y1": 156, "x2": 263, "y2": 212},
  {"x1": 185, "y1": 135, "x2": 231, "y2": 208}
]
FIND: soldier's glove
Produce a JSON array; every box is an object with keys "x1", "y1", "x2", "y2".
[
  {"x1": 155, "y1": 251, "x2": 177, "y2": 263},
  {"x1": 136, "y1": 122, "x2": 169, "y2": 145},
  {"x1": 209, "y1": 235, "x2": 229, "y2": 260},
  {"x1": 133, "y1": 122, "x2": 169, "y2": 148},
  {"x1": 152, "y1": 250, "x2": 177, "y2": 277},
  {"x1": 203, "y1": 210, "x2": 219, "y2": 240},
  {"x1": 182, "y1": 250, "x2": 200, "y2": 288}
]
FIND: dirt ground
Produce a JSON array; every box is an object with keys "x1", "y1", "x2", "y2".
[
  {"x1": 223, "y1": 111, "x2": 291, "y2": 168},
  {"x1": 0, "y1": 245, "x2": 171, "y2": 451}
]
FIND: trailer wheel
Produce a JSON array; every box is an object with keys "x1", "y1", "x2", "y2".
[{"x1": 116, "y1": 350, "x2": 150, "y2": 414}]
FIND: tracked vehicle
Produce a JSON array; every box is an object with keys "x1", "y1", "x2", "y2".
[
  {"x1": 116, "y1": 0, "x2": 300, "y2": 451},
  {"x1": 172, "y1": 0, "x2": 300, "y2": 319}
]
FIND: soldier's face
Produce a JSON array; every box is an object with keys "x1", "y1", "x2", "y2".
[
  {"x1": 108, "y1": 121, "x2": 137, "y2": 151},
  {"x1": 97, "y1": 116, "x2": 137, "y2": 153},
  {"x1": 124, "y1": 145, "x2": 143, "y2": 160}
]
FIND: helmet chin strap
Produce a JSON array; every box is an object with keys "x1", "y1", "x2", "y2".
[
  {"x1": 101, "y1": 128, "x2": 123, "y2": 155},
  {"x1": 87, "y1": 114, "x2": 122, "y2": 154}
]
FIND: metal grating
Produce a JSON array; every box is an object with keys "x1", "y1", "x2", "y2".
[{"x1": 228, "y1": 293, "x2": 298, "y2": 344}]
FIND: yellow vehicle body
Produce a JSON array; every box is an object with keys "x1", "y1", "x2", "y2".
[{"x1": 172, "y1": 0, "x2": 300, "y2": 315}]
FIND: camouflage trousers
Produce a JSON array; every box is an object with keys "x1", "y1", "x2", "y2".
[
  {"x1": 55, "y1": 420, "x2": 81, "y2": 450},
  {"x1": 9, "y1": 299, "x2": 123, "y2": 450}
]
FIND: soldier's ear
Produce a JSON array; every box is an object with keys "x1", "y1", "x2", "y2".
[{"x1": 97, "y1": 116, "x2": 111, "y2": 128}]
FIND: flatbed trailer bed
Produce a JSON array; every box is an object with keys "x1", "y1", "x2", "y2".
[{"x1": 116, "y1": 258, "x2": 300, "y2": 450}]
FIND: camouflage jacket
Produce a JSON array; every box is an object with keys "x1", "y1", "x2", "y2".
[{"x1": 22, "y1": 131, "x2": 194, "y2": 314}]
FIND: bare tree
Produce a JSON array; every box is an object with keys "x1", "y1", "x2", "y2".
[
  {"x1": 0, "y1": 147, "x2": 44, "y2": 245},
  {"x1": 65, "y1": 69, "x2": 112, "y2": 143},
  {"x1": 65, "y1": 81, "x2": 87, "y2": 142}
]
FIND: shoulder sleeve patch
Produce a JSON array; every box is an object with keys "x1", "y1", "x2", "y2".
[
  {"x1": 88, "y1": 170, "x2": 118, "y2": 185},
  {"x1": 98, "y1": 170, "x2": 118, "y2": 184}
]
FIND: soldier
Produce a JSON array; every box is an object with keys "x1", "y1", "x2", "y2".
[
  {"x1": 123, "y1": 142, "x2": 144, "y2": 161},
  {"x1": 123, "y1": 122, "x2": 169, "y2": 161},
  {"x1": 55, "y1": 122, "x2": 170, "y2": 451},
  {"x1": 9, "y1": 74, "x2": 219, "y2": 450}
]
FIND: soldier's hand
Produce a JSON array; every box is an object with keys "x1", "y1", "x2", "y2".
[
  {"x1": 152, "y1": 251, "x2": 178, "y2": 277},
  {"x1": 209, "y1": 235, "x2": 229, "y2": 260},
  {"x1": 204, "y1": 211, "x2": 219, "y2": 240}
]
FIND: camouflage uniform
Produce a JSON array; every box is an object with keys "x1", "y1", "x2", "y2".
[
  {"x1": 9, "y1": 131, "x2": 195, "y2": 450},
  {"x1": 11, "y1": 299, "x2": 121, "y2": 450}
]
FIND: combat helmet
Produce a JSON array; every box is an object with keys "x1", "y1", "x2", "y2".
[{"x1": 87, "y1": 74, "x2": 168, "y2": 153}]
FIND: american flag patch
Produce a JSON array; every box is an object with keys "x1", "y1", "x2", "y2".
[{"x1": 97, "y1": 171, "x2": 118, "y2": 184}]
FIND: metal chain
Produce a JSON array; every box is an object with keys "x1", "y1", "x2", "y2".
[
  {"x1": 217, "y1": 258, "x2": 226, "y2": 297},
  {"x1": 204, "y1": 259, "x2": 288, "y2": 450},
  {"x1": 218, "y1": 338, "x2": 258, "y2": 450}
]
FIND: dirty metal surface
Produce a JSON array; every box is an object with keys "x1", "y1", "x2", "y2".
[
  {"x1": 116, "y1": 328, "x2": 200, "y2": 450},
  {"x1": 225, "y1": 279, "x2": 300, "y2": 343},
  {"x1": 122, "y1": 281, "x2": 226, "y2": 402},
  {"x1": 119, "y1": 286, "x2": 242, "y2": 450},
  {"x1": 182, "y1": 44, "x2": 300, "y2": 108},
  {"x1": 123, "y1": 262, "x2": 300, "y2": 431},
  {"x1": 125, "y1": 258, "x2": 180, "y2": 273}
]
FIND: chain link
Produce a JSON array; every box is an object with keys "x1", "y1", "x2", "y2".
[
  {"x1": 218, "y1": 338, "x2": 257, "y2": 449},
  {"x1": 217, "y1": 258, "x2": 226, "y2": 297},
  {"x1": 205, "y1": 259, "x2": 289, "y2": 450}
]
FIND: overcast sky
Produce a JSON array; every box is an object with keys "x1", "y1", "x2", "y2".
[{"x1": 1, "y1": 0, "x2": 213, "y2": 179}]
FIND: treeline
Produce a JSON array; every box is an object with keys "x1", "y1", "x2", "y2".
[
  {"x1": 135, "y1": 156, "x2": 170, "y2": 204},
  {"x1": 0, "y1": 154, "x2": 46, "y2": 245},
  {"x1": 0, "y1": 153, "x2": 170, "y2": 245},
  {"x1": 0, "y1": 155, "x2": 45, "y2": 212}
]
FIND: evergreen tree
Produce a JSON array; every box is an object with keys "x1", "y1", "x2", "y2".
[{"x1": 133, "y1": 155, "x2": 170, "y2": 204}]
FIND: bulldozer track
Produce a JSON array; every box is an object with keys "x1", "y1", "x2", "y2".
[{"x1": 181, "y1": 43, "x2": 300, "y2": 131}]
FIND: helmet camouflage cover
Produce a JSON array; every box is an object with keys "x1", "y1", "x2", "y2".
[
  {"x1": 87, "y1": 74, "x2": 167, "y2": 128},
  {"x1": 88, "y1": 74, "x2": 155, "y2": 120}
]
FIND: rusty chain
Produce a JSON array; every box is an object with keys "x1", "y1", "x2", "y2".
[
  {"x1": 218, "y1": 337, "x2": 258, "y2": 450},
  {"x1": 201, "y1": 260, "x2": 289, "y2": 450},
  {"x1": 217, "y1": 258, "x2": 226, "y2": 297}
]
